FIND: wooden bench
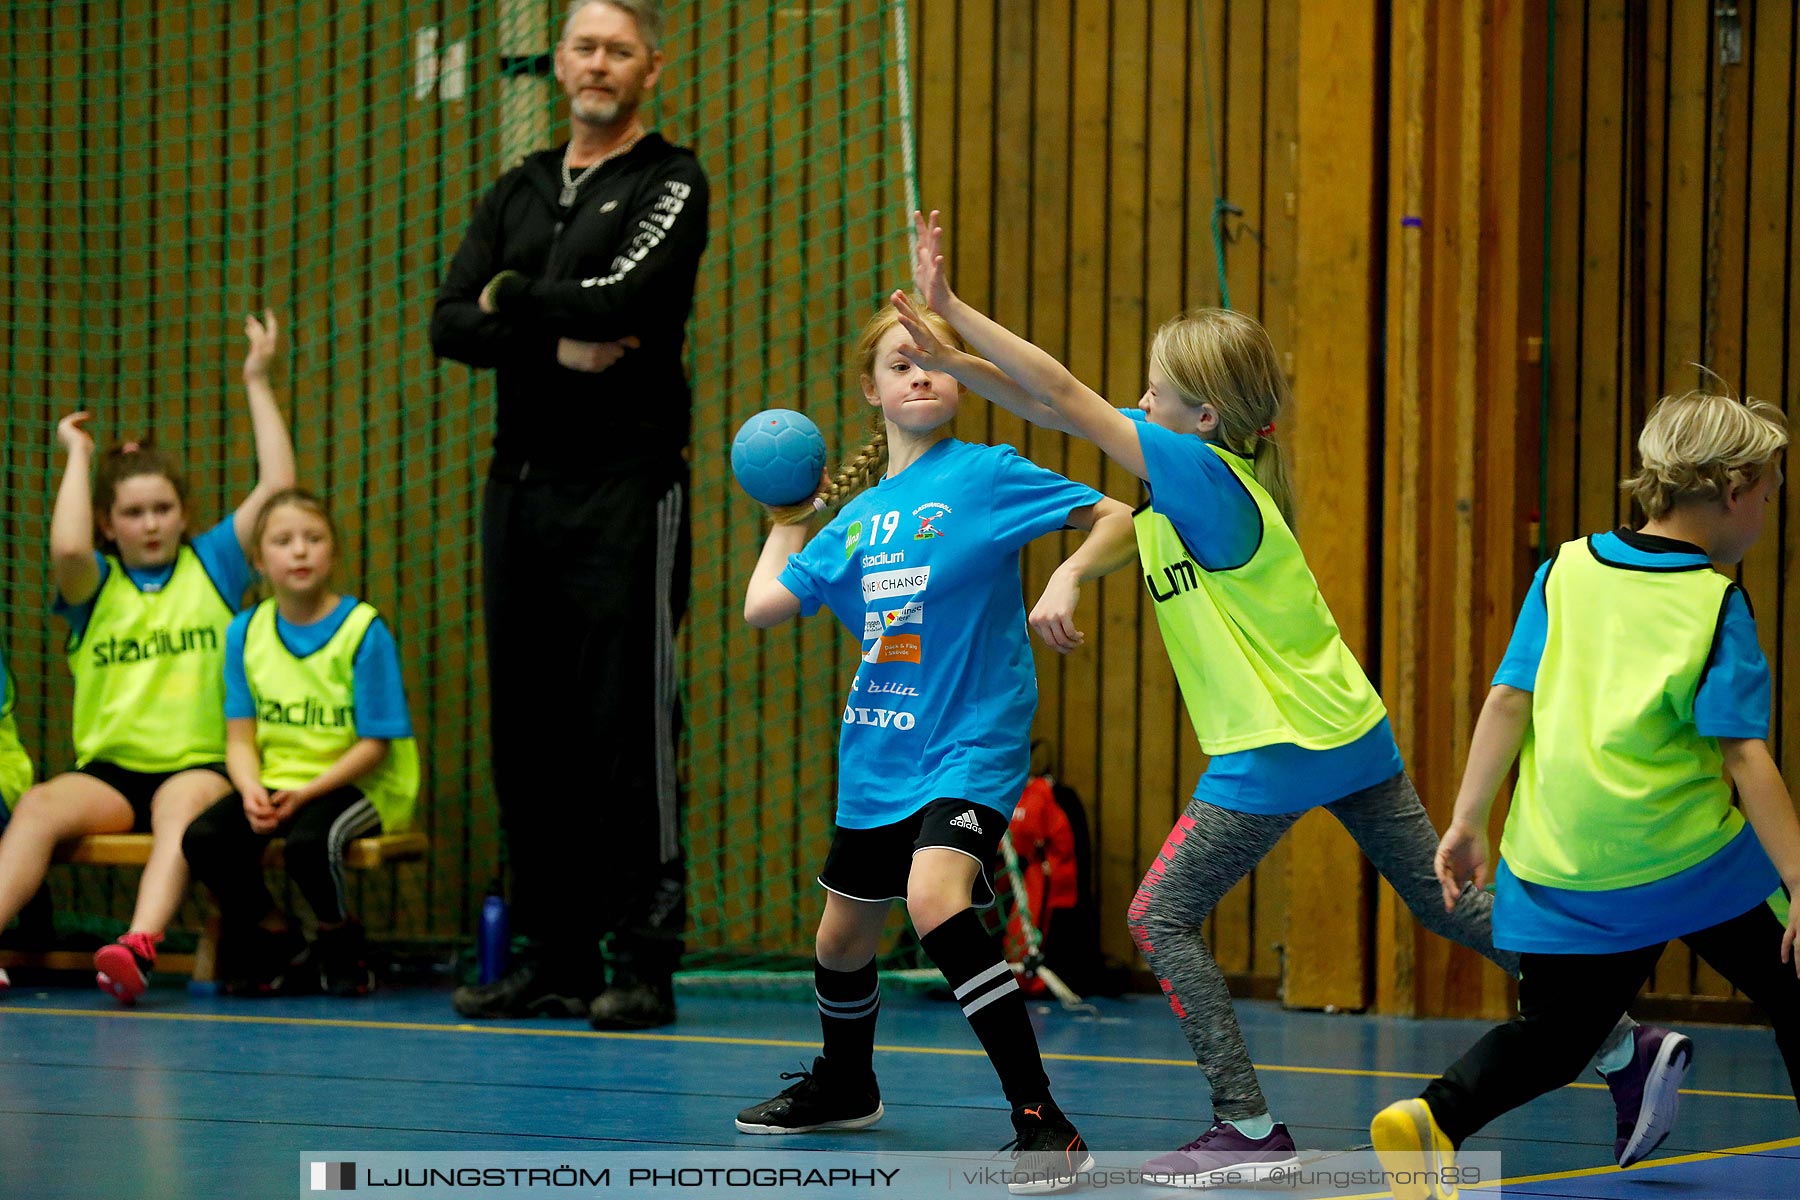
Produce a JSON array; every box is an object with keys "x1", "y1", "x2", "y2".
[{"x1": 0, "y1": 830, "x2": 428, "y2": 983}]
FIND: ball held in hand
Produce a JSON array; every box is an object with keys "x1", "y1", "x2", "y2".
[{"x1": 731, "y1": 409, "x2": 828, "y2": 506}]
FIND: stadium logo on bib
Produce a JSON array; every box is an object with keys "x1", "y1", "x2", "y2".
[
  {"x1": 259, "y1": 696, "x2": 356, "y2": 730},
  {"x1": 88, "y1": 625, "x2": 219, "y2": 667}
]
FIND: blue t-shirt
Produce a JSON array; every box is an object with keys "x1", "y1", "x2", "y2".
[
  {"x1": 223, "y1": 595, "x2": 414, "y2": 738},
  {"x1": 779, "y1": 438, "x2": 1102, "y2": 828},
  {"x1": 1491, "y1": 528, "x2": 1779, "y2": 952},
  {"x1": 1128, "y1": 409, "x2": 1404, "y2": 813},
  {"x1": 54, "y1": 517, "x2": 255, "y2": 639}
]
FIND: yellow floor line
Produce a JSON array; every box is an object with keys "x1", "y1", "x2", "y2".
[
  {"x1": 2, "y1": 1005, "x2": 1792, "y2": 1102},
  {"x1": 1330, "y1": 1133, "x2": 1800, "y2": 1200}
]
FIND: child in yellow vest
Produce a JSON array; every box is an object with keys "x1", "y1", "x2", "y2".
[
  {"x1": 0, "y1": 313, "x2": 294, "y2": 1005},
  {"x1": 182, "y1": 489, "x2": 419, "y2": 997},
  {"x1": 0, "y1": 647, "x2": 40, "y2": 992},
  {"x1": 898, "y1": 210, "x2": 1685, "y2": 1184},
  {"x1": 1371, "y1": 391, "x2": 1800, "y2": 1198}
]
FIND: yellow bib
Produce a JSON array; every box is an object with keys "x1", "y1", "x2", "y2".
[
  {"x1": 1, "y1": 668, "x2": 35, "y2": 805},
  {"x1": 1501, "y1": 537, "x2": 1742, "y2": 890},
  {"x1": 68, "y1": 547, "x2": 236, "y2": 771},
  {"x1": 1133, "y1": 444, "x2": 1385, "y2": 754},
  {"x1": 241, "y1": 599, "x2": 419, "y2": 833}
]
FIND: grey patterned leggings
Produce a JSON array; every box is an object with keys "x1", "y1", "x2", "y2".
[{"x1": 1127, "y1": 771, "x2": 1516, "y2": 1121}]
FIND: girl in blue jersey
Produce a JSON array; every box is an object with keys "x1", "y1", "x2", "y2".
[
  {"x1": 899, "y1": 210, "x2": 1681, "y2": 1185},
  {"x1": 735, "y1": 297, "x2": 1133, "y2": 1195},
  {"x1": 0, "y1": 313, "x2": 294, "y2": 1005},
  {"x1": 183, "y1": 489, "x2": 418, "y2": 997},
  {"x1": 1371, "y1": 392, "x2": 1799, "y2": 1199}
]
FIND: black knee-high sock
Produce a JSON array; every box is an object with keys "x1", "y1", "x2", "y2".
[
  {"x1": 919, "y1": 908, "x2": 1051, "y2": 1106},
  {"x1": 815, "y1": 958, "x2": 880, "y2": 1075}
]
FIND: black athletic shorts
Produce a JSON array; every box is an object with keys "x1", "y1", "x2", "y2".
[
  {"x1": 74, "y1": 760, "x2": 231, "y2": 832},
  {"x1": 818, "y1": 796, "x2": 1008, "y2": 908}
]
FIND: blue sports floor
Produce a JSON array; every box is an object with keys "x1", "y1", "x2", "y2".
[{"x1": 0, "y1": 981, "x2": 1793, "y2": 1199}]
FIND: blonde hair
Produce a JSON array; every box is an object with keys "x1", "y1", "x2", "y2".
[
  {"x1": 771, "y1": 297, "x2": 962, "y2": 523},
  {"x1": 1622, "y1": 388, "x2": 1788, "y2": 519},
  {"x1": 1148, "y1": 308, "x2": 1296, "y2": 528}
]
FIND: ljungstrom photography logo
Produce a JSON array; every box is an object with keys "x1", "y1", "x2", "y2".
[{"x1": 310, "y1": 1161, "x2": 355, "y2": 1191}]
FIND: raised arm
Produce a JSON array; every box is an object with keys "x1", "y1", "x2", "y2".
[
  {"x1": 231, "y1": 311, "x2": 298, "y2": 553},
  {"x1": 50, "y1": 412, "x2": 102, "y2": 604},
  {"x1": 891, "y1": 292, "x2": 1078, "y2": 435},
  {"x1": 1029, "y1": 497, "x2": 1137, "y2": 654},
  {"x1": 910, "y1": 210, "x2": 1147, "y2": 479}
]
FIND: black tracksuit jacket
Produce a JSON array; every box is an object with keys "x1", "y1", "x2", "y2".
[{"x1": 430, "y1": 133, "x2": 710, "y2": 477}]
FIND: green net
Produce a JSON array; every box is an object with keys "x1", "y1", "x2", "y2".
[{"x1": 0, "y1": 0, "x2": 938, "y2": 976}]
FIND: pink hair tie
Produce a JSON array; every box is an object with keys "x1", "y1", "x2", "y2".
[{"x1": 1256, "y1": 422, "x2": 1276, "y2": 438}]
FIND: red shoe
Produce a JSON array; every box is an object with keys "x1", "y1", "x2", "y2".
[{"x1": 95, "y1": 931, "x2": 162, "y2": 1005}]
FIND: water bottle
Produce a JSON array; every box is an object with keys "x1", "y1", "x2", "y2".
[{"x1": 478, "y1": 887, "x2": 510, "y2": 984}]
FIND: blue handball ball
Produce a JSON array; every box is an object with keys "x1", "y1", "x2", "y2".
[{"x1": 731, "y1": 408, "x2": 828, "y2": 506}]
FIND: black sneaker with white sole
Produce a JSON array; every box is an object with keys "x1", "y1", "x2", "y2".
[
  {"x1": 1004, "y1": 1098, "x2": 1094, "y2": 1195},
  {"x1": 735, "y1": 1057, "x2": 883, "y2": 1134}
]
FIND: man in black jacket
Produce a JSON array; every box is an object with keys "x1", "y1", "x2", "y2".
[{"x1": 431, "y1": 0, "x2": 707, "y2": 1029}]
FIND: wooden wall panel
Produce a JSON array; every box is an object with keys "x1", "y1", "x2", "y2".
[{"x1": 9, "y1": 0, "x2": 1784, "y2": 1018}]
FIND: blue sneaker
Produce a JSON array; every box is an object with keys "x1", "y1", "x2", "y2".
[
  {"x1": 1602, "y1": 1025, "x2": 1692, "y2": 1167},
  {"x1": 1142, "y1": 1119, "x2": 1299, "y2": 1188}
]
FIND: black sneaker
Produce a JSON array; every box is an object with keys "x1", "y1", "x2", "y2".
[
  {"x1": 221, "y1": 925, "x2": 313, "y2": 998},
  {"x1": 452, "y1": 961, "x2": 591, "y2": 1019},
  {"x1": 735, "y1": 1057, "x2": 883, "y2": 1134},
  {"x1": 1003, "y1": 1099, "x2": 1093, "y2": 1195},
  {"x1": 589, "y1": 978, "x2": 676, "y2": 1030},
  {"x1": 314, "y1": 922, "x2": 377, "y2": 998}
]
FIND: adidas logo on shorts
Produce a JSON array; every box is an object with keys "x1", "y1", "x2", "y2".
[{"x1": 949, "y1": 809, "x2": 983, "y2": 834}]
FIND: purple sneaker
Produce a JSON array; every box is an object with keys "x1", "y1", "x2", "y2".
[
  {"x1": 1142, "y1": 1120, "x2": 1300, "y2": 1188},
  {"x1": 1602, "y1": 1025, "x2": 1692, "y2": 1167}
]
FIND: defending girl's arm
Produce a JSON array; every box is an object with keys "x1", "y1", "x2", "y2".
[
  {"x1": 232, "y1": 311, "x2": 299, "y2": 552},
  {"x1": 890, "y1": 292, "x2": 1076, "y2": 435},
  {"x1": 50, "y1": 412, "x2": 102, "y2": 604},
  {"x1": 1030, "y1": 498, "x2": 1138, "y2": 654},
  {"x1": 908, "y1": 210, "x2": 1146, "y2": 476}
]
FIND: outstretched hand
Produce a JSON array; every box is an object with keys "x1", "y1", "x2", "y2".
[
  {"x1": 891, "y1": 290, "x2": 956, "y2": 375},
  {"x1": 911, "y1": 209, "x2": 953, "y2": 314},
  {"x1": 243, "y1": 310, "x2": 280, "y2": 382}
]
